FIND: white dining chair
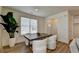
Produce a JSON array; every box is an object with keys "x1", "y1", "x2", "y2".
[
  {"x1": 32, "y1": 39, "x2": 47, "y2": 53},
  {"x1": 69, "y1": 37, "x2": 79, "y2": 53},
  {"x1": 69, "y1": 39, "x2": 79, "y2": 53},
  {"x1": 25, "y1": 39, "x2": 29, "y2": 46},
  {"x1": 76, "y1": 37, "x2": 79, "y2": 49},
  {"x1": 47, "y1": 35, "x2": 57, "y2": 50}
]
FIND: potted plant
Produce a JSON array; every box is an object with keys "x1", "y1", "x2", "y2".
[{"x1": 0, "y1": 12, "x2": 18, "y2": 47}]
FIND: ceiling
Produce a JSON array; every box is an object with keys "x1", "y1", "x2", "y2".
[{"x1": 7, "y1": 6, "x2": 79, "y2": 17}]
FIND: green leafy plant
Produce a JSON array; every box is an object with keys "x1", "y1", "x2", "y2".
[{"x1": 0, "y1": 12, "x2": 19, "y2": 38}]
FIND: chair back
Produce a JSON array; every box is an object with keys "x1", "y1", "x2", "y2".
[
  {"x1": 69, "y1": 39, "x2": 79, "y2": 53},
  {"x1": 48, "y1": 35, "x2": 57, "y2": 41},
  {"x1": 47, "y1": 35, "x2": 57, "y2": 49},
  {"x1": 32, "y1": 39, "x2": 47, "y2": 53}
]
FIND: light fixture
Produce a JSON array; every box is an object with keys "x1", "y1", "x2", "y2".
[
  {"x1": 34, "y1": 8, "x2": 39, "y2": 12},
  {"x1": 48, "y1": 24, "x2": 51, "y2": 27}
]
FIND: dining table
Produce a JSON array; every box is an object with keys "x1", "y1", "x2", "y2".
[{"x1": 24, "y1": 33, "x2": 52, "y2": 47}]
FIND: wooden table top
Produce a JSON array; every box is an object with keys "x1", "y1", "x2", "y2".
[{"x1": 24, "y1": 33, "x2": 52, "y2": 41}]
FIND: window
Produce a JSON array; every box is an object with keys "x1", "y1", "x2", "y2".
[
  {"x1": 30, "y1": 19, "x2": 37, "y2": 33},
  {"x1": 21, "y1": 17, "x2": 37, "y2": 35}
]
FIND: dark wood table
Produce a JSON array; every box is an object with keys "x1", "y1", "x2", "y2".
[{"x1": 24, "y1": 33, "x2": 52, "y2": 46}]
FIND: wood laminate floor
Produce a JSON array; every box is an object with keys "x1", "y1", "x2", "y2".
[{"x1": 0, "y1": 41, "x2": 70, "y2": 53}]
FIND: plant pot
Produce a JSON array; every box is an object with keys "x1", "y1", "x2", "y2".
[{"x1": 9, "y1": 38, "x2": 16, "y2": 47}]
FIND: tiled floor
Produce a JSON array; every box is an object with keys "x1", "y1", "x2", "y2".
[{"x1": 0, "y1": 41, "x2": 70, "y2": 53}]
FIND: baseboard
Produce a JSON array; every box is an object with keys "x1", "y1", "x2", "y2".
[
  {"x1": 3, "y1": 41, "x2": 25, "y2": 48},
  {"x1": 57, "y1": 41, "x2": 68, "y2": 45}
]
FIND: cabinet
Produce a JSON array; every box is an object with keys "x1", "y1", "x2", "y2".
[{"x1": 73, "y1": 16, "x2": 79, "y2": 37}]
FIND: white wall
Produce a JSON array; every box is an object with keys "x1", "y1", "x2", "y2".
[
  {"x1": 45, "y1": 18, "x2": 57, "y2": 34},
  {"x1": 0, "y1": 6, "x2": 2, "y2": 48},
  {"x1": 46, "y1": 11, "x2": 69, "y2": 44}
]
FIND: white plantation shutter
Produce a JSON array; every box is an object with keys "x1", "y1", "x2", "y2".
[
  {"x1": 21, "y1": 17, "x2": 37, "y2": 35},
  {"x1": 30, "y1": 19, "x2": 37, "y2": 33}
]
